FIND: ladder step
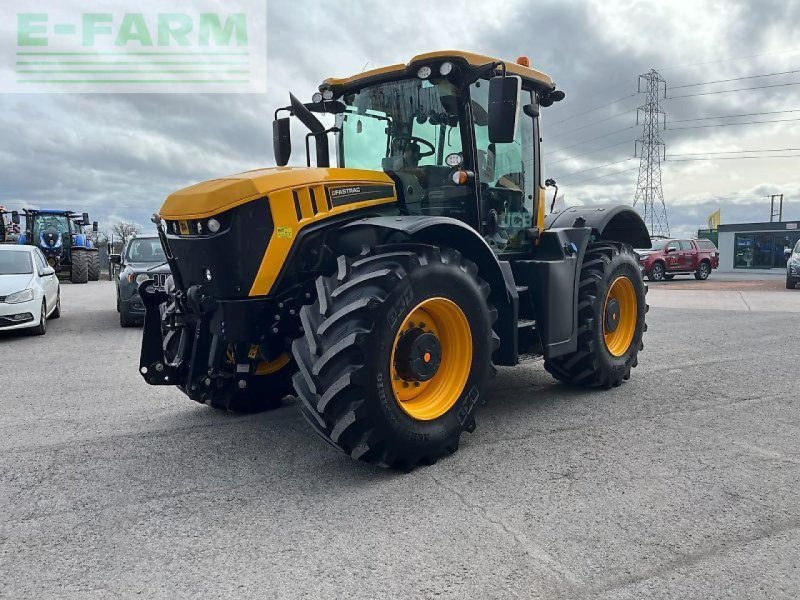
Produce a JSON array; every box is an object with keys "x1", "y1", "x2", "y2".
[
  {"x1": 518, "y1": 319, "x2": 536, "y2": 329},
  {"x1": 516, "y1": 285, "x2": 529, "y2": 294}
]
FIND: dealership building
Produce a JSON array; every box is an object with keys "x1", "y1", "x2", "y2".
[{"x1": 705, "y1": 221, "x2": 800, "y2": 272}]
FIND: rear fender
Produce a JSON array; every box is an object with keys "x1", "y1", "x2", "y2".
[{"x1": 545, "y1": 205, "x2": 651, "y2": 249}]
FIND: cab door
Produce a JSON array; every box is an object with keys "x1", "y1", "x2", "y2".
[
  {"x1": 680, "y1": 240, "x2": 696, "y2": 270},
  {"x1": 34, "y1": 248, "x2": 58, "y2": 309},
  {"x1": 664, "y1": 240, "x2": 681, "y2": 271}
]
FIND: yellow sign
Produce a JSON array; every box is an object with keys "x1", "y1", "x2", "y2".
[
  {"x1": 277, "y1": 227, "x2": 293, "y2": 239},
  {"x1": 248, "y1": 345, "x2": 259, "y2": 359},
  {"x1": 707, "y1": 209, "x2": 721, "y2": 230},
  {"x1": 178, "y1": 220, "x2": 190, "y2": 235}
]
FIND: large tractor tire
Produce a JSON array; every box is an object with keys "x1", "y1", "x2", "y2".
[
  {"x1": 88, "y1": 251, "x2": 100, "y2": 281},
  {"x1": 544, "y1": 242, "x2": 647, "y2": 389},
  {"x1": 292, "y1": 244, "x2": 497, "y2": 470},
  {"x1": 208, "y1": 353, "x2": 296, "y2": 413},
  {"x1": 70, "y1": 249, "x2": 89, "y2": 284}
]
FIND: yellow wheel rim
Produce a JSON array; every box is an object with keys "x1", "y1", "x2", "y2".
[
  {"x1": 255, "y1": 353, "x2": 291, "y2": 375},
  {"x1": 602, "y1": 276, "x2": 638, "y2": 357},
  {"x1": 390, "y1": 297, "x2": 472, "y2": 421}
]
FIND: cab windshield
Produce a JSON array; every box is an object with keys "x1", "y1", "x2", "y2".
[
  {"x1": 336, "y1": 77, "x2": 473, "y2": 222},
  {"x1": 126, "y1": 238, "x2": 166, "y2": 263},
  {"x1": 32, "y1": 214, "x2": 70, "y2": 238}
]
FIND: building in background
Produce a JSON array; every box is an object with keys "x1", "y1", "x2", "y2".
[{"x1": 710, "y1": 221, "x2": 800, "y2": 272}]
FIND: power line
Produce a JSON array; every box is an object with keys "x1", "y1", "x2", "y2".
[
  {"x1": 544, "y1": 125, "x2": 636, "y2": 155},
  {"x1": 666, "y1": 80, "x2": 800, "y2": 99},
  {"x1": 666, "y1": 116, "x2": 800, "y2": 130},
  {"x1": 549, "y1": 93, "x2": 639, "y2": 125},
  {"x1": 552, "y1": 108, "x2": 634, "y2": 135},
  {"x1": 666, "y1": 154, "x2": 800, "y2": 161},
  {"x1": 666, "y1": 147, "x2": 800, "y2": 156},
  {"x1": 657, "y1": 47, "x2": 800, "y2": 71},
  {"x1": 552, "y1": 157, "x2": 634, "y2": 179},
  {"x1": 670, "y1": 68, "x2": 800, "y2": 89},
  {"x1": 559, "y1": 166, "x2": 640, "y2": 186},
  {"x1": 548, "y1": 138, "x2": 634, "y2": 166},
  {"x1": 669, "y1": 108, "x2": 800, "y2": 123}
]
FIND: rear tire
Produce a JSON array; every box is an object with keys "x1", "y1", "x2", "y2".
[
  {"x1": 544, "y1": 242, "x2": 647, "y2": 389},
  {"x1": 694, "y1": 261, "x2": 711, "y2": 280},
  {"x1": 292, "y1": 244, "x2": 497, "y2": 470},
  {"x1": 70, "y1": 250, "x2": 89, "y2": 284},
  {"x1": 87, "y1": 251, "x2": 100, "y2": 281}
]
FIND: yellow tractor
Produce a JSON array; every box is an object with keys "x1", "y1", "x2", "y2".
[{"x1": 140, "y1": 51, "x2": 650, "y2": 470}]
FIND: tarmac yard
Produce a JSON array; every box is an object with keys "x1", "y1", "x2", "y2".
[{"x1": 1, "y1": 280, "x2": 798, "y2": 599}]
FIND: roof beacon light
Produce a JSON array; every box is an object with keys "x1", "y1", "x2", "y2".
[
  {"x1": 439, "y1": 61, "x2": 454, "y2": 76},
  {"x1": 416, "y1": 65, "x2": 432, "y2": 79},
  {"x1": 516, "y1": 56, "x2": 530, "y2": 67}
]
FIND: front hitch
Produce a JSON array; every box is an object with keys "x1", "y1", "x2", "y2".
[{"x1": 138, "y1": 280, "x2": 180, "y2": 385}]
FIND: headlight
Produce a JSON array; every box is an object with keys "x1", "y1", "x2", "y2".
[
  {"x1": 135, "y1": 273, "x2": 151, "y2": 285},
  {"x1": 207, "y1": 218, "x2": 221, "y2": 233},
  {"x1": 416, "y1": 65, "x2": 432, "y2": 79},
  {"x1": 5, "y1": 288, "x2": 34, "y2": 304},
  {"x1": 439, "y1": 61, "x2": 454, "y2": 76}
]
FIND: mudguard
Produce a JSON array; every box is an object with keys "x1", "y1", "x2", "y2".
[
  {"x1": 342, "y1": 215, "x2": 520, "y2": 364},
  {"x1": 545, "y1": 204, "x2": 651, "y2": 249}
]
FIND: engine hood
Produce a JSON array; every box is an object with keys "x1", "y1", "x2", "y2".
[
  {"x1": 159, "y1": 167, "x2": 395, "y2": 220},
  {"x1": 0, "y1": 274, "x2": 34, "y2": 296},
  {"x1": 127, "y1": 262, "x2": 171, "y2": 274}
]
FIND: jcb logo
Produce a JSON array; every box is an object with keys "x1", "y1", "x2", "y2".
[
  {"x1": 457, "y1": 386, "x2": 480, "y2": 425},
  {"x1": 387, "y1": 285, "x2": 414, "y2": 328}
]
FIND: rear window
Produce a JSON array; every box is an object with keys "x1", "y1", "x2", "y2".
[{"x1": 696, "y1": 239, "x2": 717, "y2": 250}]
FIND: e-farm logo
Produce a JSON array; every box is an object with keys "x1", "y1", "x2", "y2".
[{"x1": 2, "y1": 1, "x2": 267, "y2": 93}]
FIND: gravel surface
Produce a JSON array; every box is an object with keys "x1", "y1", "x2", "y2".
[{"x1": 1, "y1": 280, "x2": 797, "y2": 599}]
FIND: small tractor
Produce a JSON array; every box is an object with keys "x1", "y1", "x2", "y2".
[
  {"x1": 17, "y1": 209, "x2": 101, "y2": 283},
  {"x1": 139, "y1": 51, "x2": 651, "y2": 470}
]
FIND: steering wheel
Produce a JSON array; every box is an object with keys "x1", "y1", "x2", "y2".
[{"x1": 394, "y1": 135, "x2": 436, "y2": 158}]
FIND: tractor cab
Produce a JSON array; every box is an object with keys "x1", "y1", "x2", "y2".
[{"x1": 274, "y1": 51, "x2": 565, "y2": 254}]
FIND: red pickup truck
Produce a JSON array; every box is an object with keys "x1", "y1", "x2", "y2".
[{"x1": 636, "y1": 238, "x2": 719, "y2": 282}]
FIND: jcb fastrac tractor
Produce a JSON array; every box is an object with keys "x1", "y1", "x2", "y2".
[{"x1": 140, "y1": 51, "x2": 651, "y2": 470}]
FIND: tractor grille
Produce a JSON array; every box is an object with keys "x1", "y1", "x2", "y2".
[{"x1": 151, "y1": 273, "x2": 169, "y2": 289}]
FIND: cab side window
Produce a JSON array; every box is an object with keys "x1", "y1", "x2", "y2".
[
  {"x1": 33, "y1": 249, "x2": 48, "y2": 274},
  {"x1": 679, "y1": 240, "x2": 693, "y2": 251},
  {"x1": 666, "y1": 241, "x2": 680, "y2": 252},
  {"x1": 470, "y1": 80, "x2": 535, "y2": 253}
]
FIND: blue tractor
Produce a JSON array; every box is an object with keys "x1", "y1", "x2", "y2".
[{"x1": 17, "y1": 209, "x2": 101, "y2": 283}]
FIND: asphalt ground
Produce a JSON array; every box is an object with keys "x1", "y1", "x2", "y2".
[{"x1": 1, "y1": 280, "x2": 798, "y2": 599}]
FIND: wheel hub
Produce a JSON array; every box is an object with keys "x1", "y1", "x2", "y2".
[
  {"x1": 604, "y1": 298, "x2": 621, "y2": 333},
  {"x1": 394, "y1": 328, "x2": 442, "y2": 382}
]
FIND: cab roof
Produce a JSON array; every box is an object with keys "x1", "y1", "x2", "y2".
[{"x1": 322, "y1": 50, "x2": 555, "y2": 93}]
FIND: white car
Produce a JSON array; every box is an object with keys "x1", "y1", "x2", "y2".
[{"x1": 0, "y1": 245, "x2": 61, "y2": 335}]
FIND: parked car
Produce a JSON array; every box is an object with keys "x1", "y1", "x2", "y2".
[
  {"x1": 111, "y1": 236, "x2": 170, "y2": 327},
  {"x1": 785, "y1": 239, "x2": 800, "y2": 289},
  {"x1": 0, "y1": 245, "x2": 60, "y2": 335},
  {"x1": 636, "y1": 238, "x2": 719, "y2": 282}
]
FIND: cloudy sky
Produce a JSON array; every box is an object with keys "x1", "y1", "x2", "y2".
[{"x1": 1, "y1": 0, "x2": 799, "y2": 239}]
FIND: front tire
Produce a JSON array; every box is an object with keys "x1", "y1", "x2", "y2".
[
  {"x1": 544, "y1": 242, "x2": 647, "y2": 389},
  {"x1": 788, "y1": 276, "x2": 797, "y2": 290},
  {"x1": 648, "y1": 262, "x2": 665, "y2": 282},
  {"x1": 51, "y1": 291, "x2": 61, "y2": 319},
  {"x1": 292, "y1": 245, "x2": 497, "y2": 470},
  {"x1": 32, "y1": 301, "x2": 47, "y2": 336}
]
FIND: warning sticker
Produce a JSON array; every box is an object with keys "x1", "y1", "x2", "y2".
[{"x1": 277, "y1": 227, "x2": 293, "y2": 239}]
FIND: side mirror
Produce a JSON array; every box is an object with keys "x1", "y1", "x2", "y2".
[
  {"x1": 273, "y1": 117, "x2": 292, "y2": 166},
  {"x1": 785, "y1": 248, "x2": 793, "y2": 258},
  {"x1": 488, "y1": 75, "x2": 521, "y2": 144},
  {"x1": 109, "y1": 254, "x2": 121, "y2": 264},
  {"x1": 42, "y1": 266, "x2": 55, "y2": 276},
  {"x1": 11, "y1": 210, "x2": 20, "y2": 225},
  {"x1": 665, "y1": 246, "x2": 676, "y2": 253},
  {"x1": 92, "y1": 221, "x2": 99, "y2": 232},
  {"x1": 82, "y1": 212, "x2": 89, "y2": 224}
]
